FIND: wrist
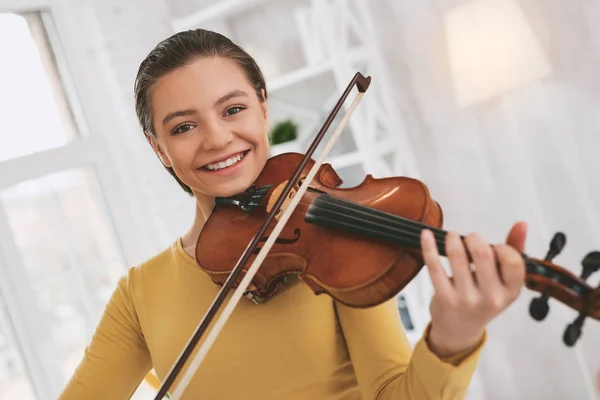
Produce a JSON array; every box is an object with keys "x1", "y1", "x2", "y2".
[{"x1": 426, "y1": 325, "x2": 485, "y2": 359}]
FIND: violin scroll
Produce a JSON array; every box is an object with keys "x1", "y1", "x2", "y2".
[
  {"x1": 526, "y1": 237, "x2": 600, "y2": 346},
  {"x1": 562, "y1": 251, "x2": 600, "y2": 346},
  {"x1": 529, "y1": 232, "x2": 567, "y2": 321}
]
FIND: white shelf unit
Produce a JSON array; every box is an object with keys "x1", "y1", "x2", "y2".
[{"x1": 172, "y1": 0, "x2": 432, "y2": 346}]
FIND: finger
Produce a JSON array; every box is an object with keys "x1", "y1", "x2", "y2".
[
  {"x1": 421, "y1": 229, "x2": 453, "y2": 296},
  {"x1": 495, "y1": 244, "x2": 526, "y2": 300},
  {"x1": 466, "y1": 233, "x2": 504, "y2": 296},
  {"x1": 446, "y1": 231, "x2": 478, "y2": 294},
  {"x1": 506, "y1": 221, "x2": 528, "y2": 253}
]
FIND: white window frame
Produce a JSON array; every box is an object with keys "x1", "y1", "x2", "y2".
[{"x1": 0, "y1": 0, "x2": 161, "y2": 397}]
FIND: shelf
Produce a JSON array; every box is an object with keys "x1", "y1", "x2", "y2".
[
  {"x1": 171, "y1": 0, "x2": 270, "y2": 31},
  {"x1": 267, "y1": 46, "x2": 369, "y2": 93},
  {"x1": 268, "y1": 62, "x2": 333, "y2": 92},
  {"x1": 268, "y1": 136, "x2": 398, "y2": 176}
]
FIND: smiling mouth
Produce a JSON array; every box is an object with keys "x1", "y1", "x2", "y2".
[{"x1": 201, "y1": 150, "x2": 249, "y2": 171}]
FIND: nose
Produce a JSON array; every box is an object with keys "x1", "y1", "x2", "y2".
[{"x1": 201, "y1": 120, "x2": 233, "y2": 151}]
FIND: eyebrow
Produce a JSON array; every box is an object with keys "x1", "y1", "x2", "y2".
[
  {"x1": 215, "y1": 89, "x2": 248, "y2": 106},
  {"x1": 162, "y1": 109, "x2": 197, "y2": 126},
  {"x1": 161, "y1": 89, "x2": 249, "y2": 126}
]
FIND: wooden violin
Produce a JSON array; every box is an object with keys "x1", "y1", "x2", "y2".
[{"x1": 154, "y1": 72, "x2": 600, "y2": 399}]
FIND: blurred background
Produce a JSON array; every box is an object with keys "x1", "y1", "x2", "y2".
[{"x1": 0, "y1": 0, "x2": 598, "y2": 398}]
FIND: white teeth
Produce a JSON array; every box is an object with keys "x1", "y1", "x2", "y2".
[{"x1": 205, "y1": 152, "x2": 245, "y2": 171}]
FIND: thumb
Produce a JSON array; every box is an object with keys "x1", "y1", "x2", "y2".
[{"x1": 506, "y1": 221, "x2": 528, "y2": 253}]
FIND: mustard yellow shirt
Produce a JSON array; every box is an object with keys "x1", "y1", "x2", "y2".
[{"x1": 58, "y1": 238, "x2": 485, "y2": 399}]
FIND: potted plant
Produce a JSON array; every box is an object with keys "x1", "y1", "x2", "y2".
[{"x1": 268, "y1": 119, "x2": 301, "y2": 156}]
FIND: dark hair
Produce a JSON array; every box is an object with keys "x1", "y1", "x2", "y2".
[{"x1": 134, "y1": 29, "x2": 268, "y2": 195}]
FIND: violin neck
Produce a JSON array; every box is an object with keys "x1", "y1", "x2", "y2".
[{"x1": 304, "y1": 193, "x2": 583, "y2": 291}]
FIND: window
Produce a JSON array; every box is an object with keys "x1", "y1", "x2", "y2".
[
  {"x1": 0, "y1": 293, "x2": 37, "y2": 400},
  {"x1": 0, "y1": 12, "x2": 80, "y2": 163},
  {"x1": 0, "y1": 7, "x2": 156, "y2": 399},
  {"x1": 0, "y1": 169, "x2": 125, "y2": 384}
]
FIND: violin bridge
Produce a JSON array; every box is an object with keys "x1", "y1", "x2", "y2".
[{"x1": 266, "y1": 180, "x2": 296, "y2": 217}]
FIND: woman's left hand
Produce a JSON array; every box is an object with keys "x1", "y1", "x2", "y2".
[{"x1": 421, "y1": 221, "x2": 528, "y2": 358}]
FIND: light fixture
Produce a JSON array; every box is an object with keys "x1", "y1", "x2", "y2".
[{"x1": 443, "y1": 0, "x2": 551, "y2": 107}]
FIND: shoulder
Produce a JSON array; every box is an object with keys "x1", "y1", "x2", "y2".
[
  {"x1": 118, "y1": 239, "x2": 187, "y2": 299},
  {"x1": 131, "y1": 238, "x2": 190, "y2": 279}
]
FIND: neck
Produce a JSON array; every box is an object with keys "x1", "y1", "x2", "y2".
[{"x1": 181, "y1": 192, "x2": 215, "y2": 255}]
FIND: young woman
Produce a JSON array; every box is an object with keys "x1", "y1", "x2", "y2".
[{"x1": 58, "y1": 29, "x2": 527, "y2": 399}]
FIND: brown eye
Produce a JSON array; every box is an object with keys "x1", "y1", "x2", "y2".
[
  {"x1": 224, "y1": 106, "x2": 245, "y2": 116},
  {"x1": 173, "y1": 123, "x2": 195, "y2": 135}
]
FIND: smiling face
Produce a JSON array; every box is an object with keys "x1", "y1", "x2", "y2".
[{"x1": 147, "y1": 56, "x2": 270, "y2": 199}]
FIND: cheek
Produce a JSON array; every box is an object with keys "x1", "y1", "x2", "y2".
[
  {"x1": 165, "y1": 141, "x2": 197, "y2": 168},
  {"x1": 253, "y1": 128, "x2": 270, "y2": 159},
  {"x1": 242, "y1": 116, "x2": 269, "y2": 148}
]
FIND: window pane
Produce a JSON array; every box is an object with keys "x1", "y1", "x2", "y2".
[
  {"x1": 0, "y1": 168, "x2": 126, "y2": 385},
  {"x1": 0, "y1": 294, "x2": 37, "y2": 400},
  {"x1": 0, "y1": 12, "x2": 79, "y2": 163}
]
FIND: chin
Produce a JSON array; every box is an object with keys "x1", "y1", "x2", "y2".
[
  {"x1": 211, "y1": 185, "x2": 247, "y2": 198},
  {"x1": 202, "y1": 174, "x2": 259, "y2": 199}
]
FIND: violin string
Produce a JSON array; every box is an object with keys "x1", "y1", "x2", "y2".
[
  {"x1": 306, "y1": 195, "x2": 581, "y2": 286},
  {"x1": 307, "y1": 209, "x2": 446, "y2": 254},
  {"x1": 308, "y1": 194, "x2": 583, "y2": 268},
  {"x1": 292, "y1": 192, "x2": 446, "y2": 238},
  {"x1": 305, "y1": 194, "x2": 450, "y2": 254},
  {"x1": 314, "y1": 193, "x2": 450, "y2": 238}
]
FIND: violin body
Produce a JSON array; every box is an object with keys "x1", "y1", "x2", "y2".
[{"x1": 195, "y1": 152, "x2": 443, "y2": 307}]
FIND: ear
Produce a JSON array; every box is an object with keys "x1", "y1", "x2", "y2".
[
  {"x1": 260, "y1": 89, "x2": 268, "y2": 118},
  {"x1": 260, "y1": 89, "x2": 269, "y2": 130},
  {"x1": 145, "y1": 131, "x2": 172, "y2": 168}
]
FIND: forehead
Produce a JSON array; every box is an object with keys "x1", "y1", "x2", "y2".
[{"x1": 151, "y1": 56, "x2": 252, "y2": 112}]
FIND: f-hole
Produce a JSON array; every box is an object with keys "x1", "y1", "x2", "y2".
[{"x1": 253, "y1": 228, "x2": 301, "y2": 254}]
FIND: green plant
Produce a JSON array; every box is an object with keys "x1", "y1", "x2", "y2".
[{"x1": 268, "y1": 119, "x2": 298, "y2": 145}]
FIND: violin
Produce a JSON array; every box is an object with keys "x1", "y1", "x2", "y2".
[{"x1": 154, "y1": 72, "x2": 600, "y2": 399}]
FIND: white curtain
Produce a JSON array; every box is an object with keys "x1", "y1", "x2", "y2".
[{"x1": 376, "y1": 0, "x2": 600, "y2": 398}]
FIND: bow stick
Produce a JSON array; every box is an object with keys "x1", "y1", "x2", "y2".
[{"x1": 154, "y1": 72, "x2": 372, "y2": 399}]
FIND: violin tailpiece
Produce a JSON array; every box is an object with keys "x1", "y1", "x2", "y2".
[{"x1": 214, "y1": 184, "x2": 272, "y2": 212}]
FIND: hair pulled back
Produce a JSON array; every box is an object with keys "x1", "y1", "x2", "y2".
[{"x1": 134, "y1": 29, "x2": 267, "y2": 195}]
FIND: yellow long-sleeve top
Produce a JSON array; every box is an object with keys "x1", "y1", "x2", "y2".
[{"x1": 59, "y1": 238, "x2": 485, "y2": 399}]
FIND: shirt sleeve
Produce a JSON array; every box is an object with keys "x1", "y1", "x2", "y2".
[
  {"x1": 335, "y1": 297, "x2": 485, "y2": 400},
  {"x1": 57, "y1": 271, "x2": 152, "y2": 399}
]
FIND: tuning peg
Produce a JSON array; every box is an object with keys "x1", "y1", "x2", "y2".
[
  {"x1": 547, "y1": 232, "x2": 567, "y2": 260},
  {"x1": 529, "y1": 297, "x2": 550, "y2": 321},
  {"x1": 580, "y1": 251, "x2": 600, "y2": 281},
  {"x1": 529, "y1": 232, "x2": 567, "y2": 321},
  {"x1": 563, "y1": 313, "x2": 586, "y2": 347}
]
